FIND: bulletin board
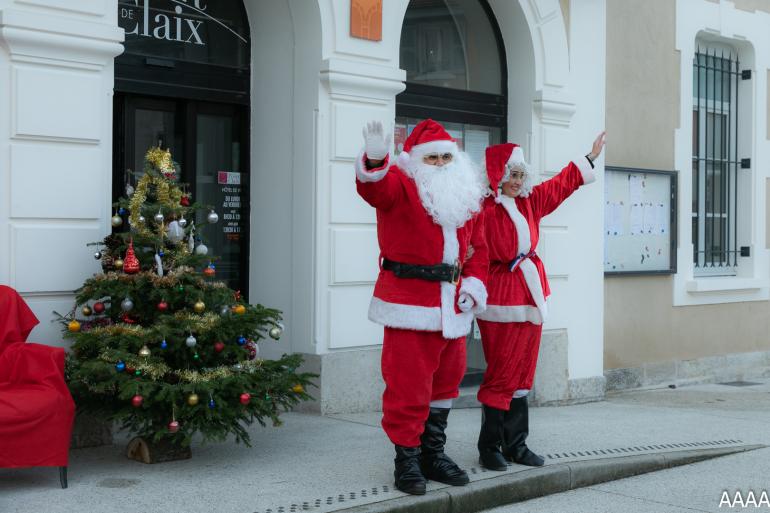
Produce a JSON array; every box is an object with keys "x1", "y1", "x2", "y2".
[{"x1": 604, "y1": 167, "x2": 677, "y2": 275}]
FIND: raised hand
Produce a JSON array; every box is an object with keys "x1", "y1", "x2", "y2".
[
  {"x1": 588, "y1": 131, "x2": 606, "y2": 161},
  {"x1": 362, "y1": 121, "x2": 391, "y2": 162}
]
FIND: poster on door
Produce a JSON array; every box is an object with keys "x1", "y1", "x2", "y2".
[{"x1": 216, "y1": 171, "x2": 245, "y2": 242}]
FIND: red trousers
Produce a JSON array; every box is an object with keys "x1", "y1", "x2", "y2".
[
  {"x1": 477, "y1": 320, "x2": 543, "y2": 410},
  {"x1": 381, "y1": 327, "x2": 466, "y2": 447}
]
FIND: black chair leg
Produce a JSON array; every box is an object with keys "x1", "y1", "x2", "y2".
[{"x1": 59, "y1": 466, "x2": 68, "y2": 489}]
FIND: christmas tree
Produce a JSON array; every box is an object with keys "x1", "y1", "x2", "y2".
[{"x1": 62, "y1": 147, "x2": 313, "y2": 458}]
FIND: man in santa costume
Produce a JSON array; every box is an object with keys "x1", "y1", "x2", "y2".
[
  {"x1": 476, "y1": 133, "x2": 605, "y2": 471},
  {"x1": 355, "y1": 119, "x2": 489, "y2": 495}
]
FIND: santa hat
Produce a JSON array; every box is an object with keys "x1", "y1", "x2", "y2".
[
  {"x1": 484, "y1": 143, "x2": 529, "y2": 202},
  {"x1": 397, "y1": 119, "x2": 459, "y2": 169}
]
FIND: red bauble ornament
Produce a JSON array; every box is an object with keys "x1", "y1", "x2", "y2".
[
  {"x1": 123, "y1": 240, "x2": 140, "y2": 274},
  {"x1": 125, "y1": 366, "x2": 135, "y2": 375},
  {"x1": 239, "y1": 393, "x2": 251, "y2": 405},
  {"x1": 93, "y1": 302, "x2": 105, "y2": 314},
  {"x1": 167, "y1": 420, "x2": 180, "y2": 433},
  {"x1": 203, "y1": 267, "x2": 215, "y2": 277},
  {"x1": 180, "y1": 195, "x2": 191, "y2": 207},
  {"x1": 121, "y1": 312, "x2": 137, "y2": 324},
  {"x1": 157, "y1": 301, "x2": 168, "y2": 312},
  {"x1": 214, "y1": 341, "x2": 225, "y2": 353},
  {"x1": 131, "y1": 395, "x2": 143, "y2": 407}
]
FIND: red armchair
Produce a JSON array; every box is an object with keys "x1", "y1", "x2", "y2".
[{"x1": 0, "y1": 285, "x2": 75, "y2": 488}]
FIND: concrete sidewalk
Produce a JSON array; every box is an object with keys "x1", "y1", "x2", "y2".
[{"x1": 2, "y1": 379, "x2": 770, "y2": 513}]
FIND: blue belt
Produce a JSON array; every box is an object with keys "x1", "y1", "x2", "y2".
[{"x1": 509, "y1": 251, "x2": 536, "y2": 272}]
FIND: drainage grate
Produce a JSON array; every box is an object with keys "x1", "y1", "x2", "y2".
[
  {"x1": 255, "y1": 485, "x2": 394, "y2": 513},
  {"x1": 545, "y1": 439, "x2": 743, "y2": 460},
  {"x1": 719, "y1": 381, "x2": 762, "y2": 387}
]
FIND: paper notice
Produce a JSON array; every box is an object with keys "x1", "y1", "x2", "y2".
[
  {"x1": 629, "y1": 175, "x2": 643, "y2": 204},
  {"x1": 630, "y1": 204, "x2": 644, "y2": 235}
]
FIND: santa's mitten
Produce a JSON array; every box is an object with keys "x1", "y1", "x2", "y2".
[
  {"x1": 457, "y1": 293, "x2": 474, "y2": 313},
  {"x1": 362, "y1": 121, "x2": 391, "y2": 162},
  {"x1": 458, "y1": 277, "x2": 488, "y2": 314}
]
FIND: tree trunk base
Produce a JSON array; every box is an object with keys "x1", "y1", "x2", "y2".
[{"x1": 126, "y1": 437, "x2": 192, "y2": 464}]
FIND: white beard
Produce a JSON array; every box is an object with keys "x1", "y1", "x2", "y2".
[{"x1": 404, "y1": 152, "x2": 485, "y2": 228}]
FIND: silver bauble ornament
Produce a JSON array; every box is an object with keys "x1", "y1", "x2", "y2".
[
  {"x1": 125, "y1": 183, "x2": 135, "y2": 197},
  {"x1": 178, "y1": 216, "x2": 187, "y2": 228},
  {"x1": 186, "y1": 334, "x2": 197, "y2": 348},
  {"x1": 138, "y1": 215, "x2": 146, "y2": 224},
  {"x1": 111, "y1": 215, "x2": 123, "y2": 227},
  {"x1": 138, "y1": 345, "x2": 151, "y2": 357},
  {"x1": 94, "y1": 251, "x2": 102, "y2": 260},
  {"x1": 154, "y1": 211, "x2": 164, "y2": 224},
  {"x1": 207, "y1": 210, "x2": 219, "y2": 224},
  {"x1": 166, "y1": 220, "x2": 185, "y2": 243},
  {"x1": 269, "y1": 326, "x2": 282, "y2": 340},
  {"x1": 195, "y1": 244, "x2": 208, "y2": 256},
  {"x1": 121, "y1": 297, "x2": 134, "y2": 312},
  {"x1": 232, "y1": 363, "x2": 243, "y2": 372},
  {"x1": 220, "y1": 305, "x2": 231, "y2": 316}
]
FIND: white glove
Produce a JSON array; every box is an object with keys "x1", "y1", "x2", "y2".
[
  {"x1": 458, "y1": 293, "x2": 474, "y2": 313},
  {"x1": 362, "y1": 121, "x2": 391, "y2": 162}
]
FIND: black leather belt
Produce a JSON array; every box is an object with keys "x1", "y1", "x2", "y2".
[{"x1": 382, "y1": 258, "x2": 461, "y2": 283}]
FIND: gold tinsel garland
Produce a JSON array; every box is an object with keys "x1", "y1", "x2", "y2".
[
  {"x1": 98, "y1": 350, "x2": 262, "y2": 383},
  {"x1": 127, "y1": 148, "x2": 184, "y2": 240}
]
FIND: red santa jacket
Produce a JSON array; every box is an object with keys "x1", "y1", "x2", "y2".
[
  {"x1": 476, "y1": 157, "x2": 594, "y2": 325},
  {"x1": 355, "y1": 154, "x2": 489, "y2": 339}
]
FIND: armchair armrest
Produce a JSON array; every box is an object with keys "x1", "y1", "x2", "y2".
[{"x1": 0, "y1": 343, "x2": 67, "y2": 391}]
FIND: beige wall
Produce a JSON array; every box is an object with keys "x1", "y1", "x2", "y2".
[
  {"x1": 560, "y1": 0, "x2": 570, "y2": 40},
  {"x1": 733, "y1": 0, "x2": 770, "y2": 14},
  {"x1": 605, "y1": 277, "x2": 770, "y2": 369},
  {"x1": 606, "y1": 0, "x2": 679, "y2": 170}
]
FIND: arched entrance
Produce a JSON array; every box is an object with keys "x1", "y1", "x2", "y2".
[{"x1": 114, "y1": 0, "x2": 251, "y2": 294}]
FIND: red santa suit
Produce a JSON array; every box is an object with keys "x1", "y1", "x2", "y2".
[
  {"x1": 476, "y1": 143, "x2": 595, "y2": 410},
  {"x1": 355, "y1": 120, "x2": 489, "y2": 448}
]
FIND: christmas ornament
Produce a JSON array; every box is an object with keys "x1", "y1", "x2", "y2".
[
  {"x1": 126, "y1": 366, "x2": 135, "y2": 374},
  {"x1": 232, "y1": 363, "x2": 243, "y2": 372},
  {"x1": 178, "y1": 216, "x2": 187, "y2": 228},
  {"x1": 121, "y1": 297, "x2": 134, "y2": 312},
  {"x1": 123, "y1": 240, "x2": 140, "y2": 274},
  {"x1": 246, "y1": 341, "x2": 259, "y2": 360},
  {"x1": 121, "y1": 312, "x2": 137, "y2": 324},
  {"x1": 187, "y1": 393, "x2": 199, "y2": 406},
  {"x1": 187, "y1": 222, "x2": 196, "y2": 252},
  {"x1": 114, "y1": 258, "x2": 124, "y2": 269},
  {"x1": 157, "y1": 300, "x2": 168, "y2": 312},
  {"x1": 111, "y1": 214, "x2": 123, "y2": 227},
  {"x1": 193, "y1": 300, "x2": 206, "y2": 313},
  {"x1": 239, "y1": 393, "x2": 251, "y2": 405},
  {"x1": 180, "y1": 195, "x2": 191, "y2": 207},
  {"x1": 237, "y1": 335, "x2": 246, "y2": 346},
  {"x1": 94, "y1": 251, "x2": 102, "y2": 260},
  {"x1": 160, "y1": 338, "x2": 168, "y2": 349},
  {"x1": 167, "y1": 420, "x2": 180, "y2": 433},
  {"x1": 207, "y1": 210, "x2": 219, "y2": 224},
  {"x1": 134, "y1": 369, "x2": 141, "y2": 376},
  {"x1": 81, "y1": 305, "x2": 92, "y2": 316},
  {"x1": 68, "y1": 320, "x2": 81, "y2": 333},
  {"x1": 219, "y1": 305, "x2": 230, "y2": 316},
  {"x1": 208, "y1": 398, "x2": 216, "y2": 409},
  {"x1": 93, "y1": 302, "x2": 105, "y2": 314},
  {"x1": 154, "y1": 210, "x2": 164, "y2": 224},
  {"x1": 125, "y1": 183, "x2": 135, "y2": 197},
  {"x1": 131, "y1": 395, "x2": 143, "y2": 407},
  {"x1": 166, "y1": 220, "x2": 185, "y2": 243},
  {"x1": 195, "y1": 244, "x2": 208, "y2": 256},
  {"x1": 154, "y1": 252, "x2": 164, "y2": 277},
  {"x1": 193, "y1": 352, "x2": 200, "y2": 360},
  {"x1": 213, "y1": 341, "x2": 225, "y2": 353},
  {"x1": 292, "y1": 384, "x2": 305, "y2": 394},
  {"x1": 203, "y1": 265, "x2": 215, "y2": 277},
  {"x1": 269, "y1": 326, "x2": 282, "y2": 340},
  {"x1": 115, "y1": 361, "x2": 126, "y2": 372},
  {"x1": 138, "y1": 345, "x2": 151, "y2": 357},
  {"x1": 138, "y1": 215, "x2": 146, "y2": 224},
  {"x1": 186, "y1": 334, "x2": 197, "y2": 348},
  {"x1": 118, "y1": 207, "x2": 127, "y2": 215},
  {"x1": 233, "y1": 304, "x2": 246, "y2": 315},
  {"x1": 177, "y1": 284, "x2": 185, "y2": 292}
]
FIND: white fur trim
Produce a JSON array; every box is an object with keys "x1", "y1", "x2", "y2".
[
  {"x1": 368, "y1": 297, "x2": 441, "y2": 331},
  {"x1": 355, "y1": 150, "x2": 389, "y2": 183},
  {"x1": 408, "y1": 140, "x2": 458, "y2": 160},
  {"x1": 513, "y1": 389, "x2": 530, "y2": 398},
  {"x1": 397, "y1": 151, "x2": 410, "y2": 169},
  {"x1": 519, "y1": 259, "x2": 548, "y2": 322},
  {"x1": 498, "y1": 196, "x2": 531, "y2": 254},
  {"x1": 507, "y1": 146, "x2": 525, "y2": 167},
  {"x1": 574, "y1": 154, "x2": 596, "y2": 185},
  {"x1": 475, "y1": 304, "x2": 546, "y2": 325},
  {"x1": 430, "y1": 399, "x2": 453, "y2": 408},
  {"x1": 459, "y1": 276, "x2": 487, "y2": 314},
  {"x1": 439, "y1": 225, "x2": 474, "y2": 338}
]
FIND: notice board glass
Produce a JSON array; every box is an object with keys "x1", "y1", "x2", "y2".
[{"x1": 604, "y1": 167, "x2": 677, "y2": 275}]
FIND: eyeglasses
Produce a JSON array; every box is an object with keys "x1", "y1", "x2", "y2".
[
  {"x1": 508, "y1": 171, "x2": 526, "y2": 180},
  {"x1": 422, "y1": 153, "x2": 454, "y2": 164}
]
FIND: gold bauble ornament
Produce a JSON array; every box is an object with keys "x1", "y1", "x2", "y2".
[
  {"x1": 81, "y1": 306, "x2": 92, "y2": 316},
  {"x1": 233, "y1": 304, "x2": 246, "y2": 315},
  {"x1": 138, "y1": 345, "x2": 151, "y2": 357},
  {"x1": 187, "y1": 393, "x2": 199, "y2": 406},
  {"x1": 292, "y1": 384, "x2": 304, "y2": 394},
  {"x1": 67, "y1": 320, "x2": 81, "y2": 333},
  {"x1": 193, "y1": 301, "x2": 206, "y2": 313},
  {"x1": 114, "y1": 258, "x2": 124, "y2": 269}
]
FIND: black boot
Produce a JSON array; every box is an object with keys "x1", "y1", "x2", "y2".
[
  {"x1": 394, "y1": 445, "x2": 427, "y2": 495},
  {"x1": 502, "y1": 396, "x2": 544, "y2": 467},
  {"x1": 477, "y1": 405, "x2": 508, "y2": 471},
  {"x1": 419, "y1": 408, "x2": 469, "y2": 486}
]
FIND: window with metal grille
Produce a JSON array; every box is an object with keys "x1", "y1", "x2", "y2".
[{"x1": 692, "y1": 47, "x2": 746, "y2": 275}]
